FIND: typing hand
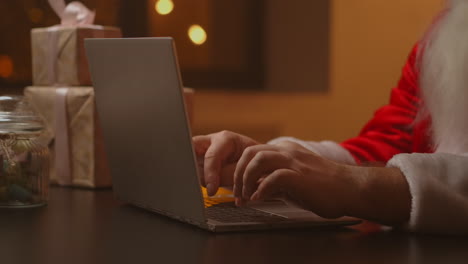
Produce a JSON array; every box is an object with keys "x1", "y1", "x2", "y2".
[
  {"x1": 193, "y1": 131, "x2": 259, "y2": 196},
  {"x1": 233, "y1": 141, "x2": 351, "y2": 219}
]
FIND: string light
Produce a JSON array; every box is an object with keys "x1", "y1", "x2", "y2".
[
  {"x1": 155, "y1": 0, "x2": 174, "y2": 15},
  {"x1": 188, "y1": 25, "x2": 207, "y2": 45}
]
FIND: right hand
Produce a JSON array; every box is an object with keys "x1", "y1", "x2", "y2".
[{"x1": 192, "y1": 131, "x2": 259, "y2": 196}]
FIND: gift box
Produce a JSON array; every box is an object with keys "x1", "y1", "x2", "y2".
[
  {"x1": 24, "y1": 87, "x2": 195, "y2": 188},
  {"x1": 31, "y1": 0, "x2": 122, "y2": 86},
  {"x1": 24, "y1": 86, "x2": 110, "y2": 188}
]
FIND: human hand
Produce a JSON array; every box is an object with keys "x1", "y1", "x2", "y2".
[
  {"x1": 233, "y1": 141, "x2": 353, "y2": 219},
  {"x1": 192, "y1": 131, "x2": 259, "y2": 196}
]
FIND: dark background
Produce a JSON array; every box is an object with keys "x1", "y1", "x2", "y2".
[{"x1": 0, "y1": 0, "x2": 329, "y2": 92}]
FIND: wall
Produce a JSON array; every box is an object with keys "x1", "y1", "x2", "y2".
[
  {"x1": 192, "y1": 0, "x2": 445, "y2": 143},
  {"x1": 265, "y1": 0, "x2": 330, "y2": 92}
]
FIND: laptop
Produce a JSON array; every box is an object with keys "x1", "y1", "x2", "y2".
[{"x1": 85, "y1": 37, "x2": 360, "y2": 232}]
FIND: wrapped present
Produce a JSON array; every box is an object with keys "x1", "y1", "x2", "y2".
[
  {"x1": 24, "y1": 86, "x2": 110, "y2": 188},
  {"x1": 31, "y1": 0, "x2": 122, "y2": 86},
  {"x1": 24, "y1": 87, "x2": 195, "y2": 188}
]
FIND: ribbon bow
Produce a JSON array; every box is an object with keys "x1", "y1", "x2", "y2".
[
  {"x1": 46, "y1": 0, "x2": 95, "y2": 185},
  {"x1": 48, "y1": 0, "x2": 95, "y2": 26}
]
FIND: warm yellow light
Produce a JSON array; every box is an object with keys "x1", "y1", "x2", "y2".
[
  {"x1": 188, "y1": 25, "x2": 207, "y2": 45},
  {"x1": 0, "y1": 55, "x2": 13, "y2": 79},
  {"x1": 155, "y1": 0, "x2": 174, "y2": 15}
]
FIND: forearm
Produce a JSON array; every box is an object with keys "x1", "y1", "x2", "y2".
[{"x1": 340, "y1": 165, "x2": 411, "y2": 226}]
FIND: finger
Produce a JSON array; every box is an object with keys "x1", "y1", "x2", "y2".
[
  {"x1": 199, "y1": 161, "x2": 236, "y2": 188},
  {"x1": 235, "y1": 197, "x2": 245, "y2": 207},
  {"x1": 242, "y1": 151, "x2": 290, "y2": 199},
  {"x1": 197, "y1": 162, "x2": 205, "y2": 186},
  {"x1": 233, "y1": 145, "x2": 277, "y2": 198},
  {"x1": 250, "y1": 169, "x2": 296, "y2": 201},
  {"x1": 203, "y1": 133, "x2": 238, "y2": 196},
  {"x1": 193, "y1": 136, "x2": 211, "y2": 186},
  {"x1": 192, "y1": 135, "x2": 211, "y2": 157},
  {"x1": 273, "y1": 140, "x2": 304, "y2": 151},
  {"x1": 236, "y1": 175, "x2": 268, "y2": 207}
]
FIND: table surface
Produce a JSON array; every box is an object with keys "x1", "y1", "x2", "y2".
[{"x1": 1, "y1": 187, "x2": 468, "y2": 264}]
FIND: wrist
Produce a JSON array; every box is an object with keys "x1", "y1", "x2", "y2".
[
  {"x1": 338, "y1": 165, "x2": 411, "y2": 225},
  {"x1": 335, "y1": 164, "x2": 366, "y2": 217}
]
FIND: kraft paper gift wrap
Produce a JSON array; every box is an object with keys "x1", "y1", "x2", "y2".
[
  {"x1": 24, "y1": 87, "x2": 195, "y2": 188},
  {"x1": 31, "y1": 0, "x2": 121, "y2": 86},
  {"x1": 24, "y1": 86, "x2": 111, "y2": 188}
]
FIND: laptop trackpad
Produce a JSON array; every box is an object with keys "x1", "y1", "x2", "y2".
[{"x1": 249, "y1": 200, "x2": 323, "y2": 220}]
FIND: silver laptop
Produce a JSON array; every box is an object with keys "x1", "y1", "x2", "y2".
[{"x1": 85, "y1": 37, "x2": 360, "y2": 232}]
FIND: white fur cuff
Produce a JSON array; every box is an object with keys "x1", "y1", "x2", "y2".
[{"x1": 387, "y1": 153, "x2": 468, "y2": 234}]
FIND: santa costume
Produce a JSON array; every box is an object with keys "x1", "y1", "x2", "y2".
[{"x1": 270, "y1": 0, "x2": 468, "y2": 234}]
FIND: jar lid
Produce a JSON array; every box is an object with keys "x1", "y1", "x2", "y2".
[{"x1": 0, "y1": 95, "x2": 44, "y2": 135}]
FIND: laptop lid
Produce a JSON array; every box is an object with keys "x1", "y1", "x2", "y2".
[{"x1": 85, "y1": 37, "x2": 206, "y2": 224}]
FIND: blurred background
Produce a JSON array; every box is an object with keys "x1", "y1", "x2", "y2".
[{"x1": 1, "y1": 0, "x2": 444, "y2": 142}]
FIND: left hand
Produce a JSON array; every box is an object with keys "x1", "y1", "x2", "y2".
[{"x1": 233, "y1": 141, "x2": 353, "y2": 219}]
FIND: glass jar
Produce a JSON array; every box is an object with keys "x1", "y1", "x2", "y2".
[{"x1": 0, "y1": 95, "x2": 50, "y2": 208}]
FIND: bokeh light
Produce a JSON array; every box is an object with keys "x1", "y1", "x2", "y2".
[
  {"x1": 188, "y1": 25, "x2": 207, "y2": 45},
  {"x1": 155, "y1": 0, "x2": 174, "y2": 15},
  {"x1": 0, "y1": 55, "x2": 13, "y2": 79}
]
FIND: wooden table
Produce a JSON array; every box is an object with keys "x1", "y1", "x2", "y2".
[{"x1": 1, "y1": 187, "x2": 467, "y2": 264}]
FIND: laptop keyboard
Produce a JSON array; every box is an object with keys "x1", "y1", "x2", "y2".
[
  {"x1": 202, "y1": 187, "x2": 287, "y2": 223},
  {"x1": 205, "y1": 202, "x2": 287, "y2": 223}
]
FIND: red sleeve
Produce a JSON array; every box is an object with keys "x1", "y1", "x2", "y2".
[{"x1": 340, "y1": 44, "x2": 422, "y2": 164}]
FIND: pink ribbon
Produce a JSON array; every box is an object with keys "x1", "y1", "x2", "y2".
[
  {"x1": 48, "y1": 0, "x2": 95, "y2": 26},
  {"x1": 45, "y1": 0, "x2": 97, "y2": 85},
  {"x1": 54, "y1": 88, "x2": 72, "y2": 185}
]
